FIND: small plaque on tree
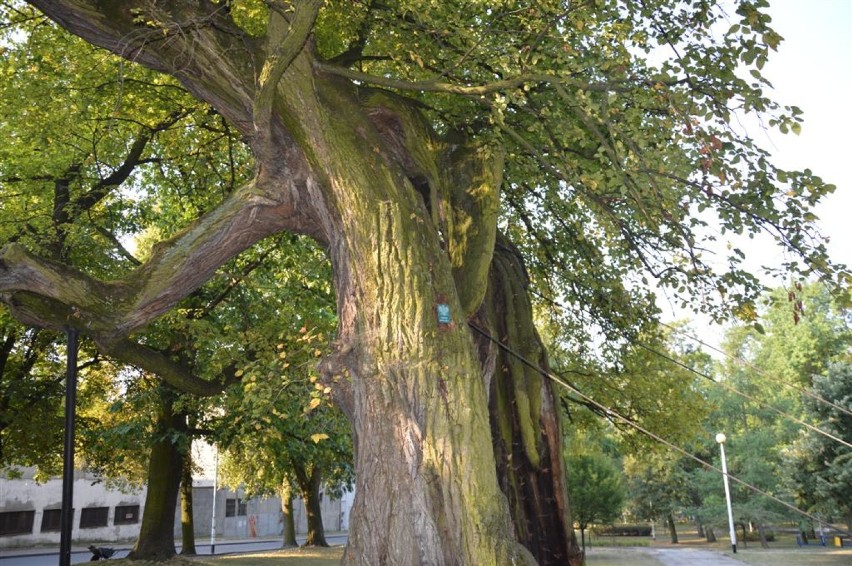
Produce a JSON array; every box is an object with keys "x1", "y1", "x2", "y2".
[{"x1": 436, "y1": 303, "x2": 451, "y2": 325}]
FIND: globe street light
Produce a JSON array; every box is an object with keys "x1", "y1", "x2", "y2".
[{"x1": 716, "y1": 432, "x2": 737, "y2": 554}]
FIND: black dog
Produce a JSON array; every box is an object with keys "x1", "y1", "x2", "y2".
[{"x1": 88, "y1": 546, "x2": 116, "y2": 561}]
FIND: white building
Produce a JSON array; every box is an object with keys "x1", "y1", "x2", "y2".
[
  {"x1": 0, "y1": 442, "x2": 354, "y2": 549},
  {"x1": 0, "y1": 468, "x2": 145, "y2": 548}
]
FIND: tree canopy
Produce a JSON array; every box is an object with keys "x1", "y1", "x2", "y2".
[
  {"x1": 1, "y1": 1, "x2": 848, "y2": 564},
  {"x1": 1, "y1": 0, "x2": 845, "y2": 348}
]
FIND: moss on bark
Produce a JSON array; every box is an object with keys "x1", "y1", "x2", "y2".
[{"x1": 476, "y1": 237, "x2": 584, "y2": 566}]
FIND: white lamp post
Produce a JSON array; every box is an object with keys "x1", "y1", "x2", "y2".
[
  {"x1": 210, "y1": 445, "x2": 219, "y2": 555},
  {"x1": 716, "y1": 433, "x2": 737, "y2": 554}
]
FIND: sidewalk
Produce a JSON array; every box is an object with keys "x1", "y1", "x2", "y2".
[
  {"x1": 0, "y1": 535, "x2": 289, "y2": 559},
  {"x1": 650, "y1": 547, "x2": 748, "y2": 565}
]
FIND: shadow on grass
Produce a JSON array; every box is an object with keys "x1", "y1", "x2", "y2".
[
  {"x1": 211, "y1": 546, "x2": 344, "y2": 566},
  {"x1": 105, "y1": 546, "x2": 345, "y2": 566}
]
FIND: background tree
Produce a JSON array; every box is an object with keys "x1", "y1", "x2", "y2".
[
  {"x1": 216, "y1": 236, "x2": 353, "y2": 548},
  {"x1": 790, "y1": 363, "x2": 852, "y2": 532},
  {"x1": 695, "y1": 283, "x2": 852, "y2": 544},
  {"x1": 1, "y1": 2, "x2": 848, "y2": 564},
  {"x1": 565, "y1": 441, "x2": 626, "y2": 551},
  {"x1": 0, "y1": 317, "x2": 65, "y2": 477},
  {"x1": 0, "y1": 7, "x2": 260, "y2": 558},
  {"x1": 625, "y1": 450, "x2": 693, "y2": 544}
]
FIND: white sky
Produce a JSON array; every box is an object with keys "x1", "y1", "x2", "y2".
[
  {"x1": 756, "y1": 0, "x2": 852, "y2": 268},
  {"x1": 659, "y1": 0, "x2": 851, "y2": 335}
]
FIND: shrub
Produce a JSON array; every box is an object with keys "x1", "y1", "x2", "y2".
[{"x1": 593, "y1": 525, "x2": 653, "y2": 537}]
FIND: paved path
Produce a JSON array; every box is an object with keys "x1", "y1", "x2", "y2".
[
  {"x1": 584, "y1": 546, "x2": 749, "y2": 566},
  {"x1": 649, "y1": 547, "x2": 748, "y2": 565}
]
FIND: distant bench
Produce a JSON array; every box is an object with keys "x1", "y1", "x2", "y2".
[
  {"x1": 795, "y1": 534, "x2": 827, "y2": 547},
  {"x1": 796, "y1": 534, "x2": 849, "y2": 547}
]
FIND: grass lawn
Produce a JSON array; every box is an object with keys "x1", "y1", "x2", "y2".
[
  {"x1": 207, "y1": 546, "x2": 345, "y2": 566},
  {"x1": 100, "y1": 534, "x2": 851, "y2": 566},
  {"x1": 105, "y1": 546, "x2": 345, "y2": 566},
  {"x1": 585, "y1": 547, "x2": 663, "y2": 566},
  {"x1": 676, "y1": 528, "x2": 852, "y2": 566},
  {"x1": 584, "y1": 527, "x2": 852, "y2": 566}
]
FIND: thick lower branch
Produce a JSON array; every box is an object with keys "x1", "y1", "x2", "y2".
[
  {"x1": 1, "y1": 176, "x2": 312, "y2": 336},
  {"x1": 97, "y1": 338, "x2": 239, "y2": 397}
]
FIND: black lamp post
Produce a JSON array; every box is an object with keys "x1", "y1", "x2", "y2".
[{"x1": 59, "y1": 328, "x2": 79, "y2": 566}]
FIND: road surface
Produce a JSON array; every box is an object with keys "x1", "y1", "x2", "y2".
[
  {"x1": 0, "y1": 534, "x2": 349, "y2": 566},
  {"x1": 650, "y1": 547, "x2": 748, "y2": 565}
]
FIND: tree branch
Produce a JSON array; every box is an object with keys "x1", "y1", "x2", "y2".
[
  {"x1": 315, "y1": 61, "x2": 686, "y2": 97},
  {"x1": 76, "y1": 110, "x2": 190, "y2": 213},
  {"x1": 97, "y1": 337, "x2": 240, "y2": 397},
  {"x1": 254, "y1": 0, "x2": 322, "y2": 134},
  {"x1": 0, "y1": 173, "x2": 311, "y2": 337}
]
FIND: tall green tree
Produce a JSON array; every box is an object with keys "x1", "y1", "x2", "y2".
[
  {"x1": 215, "y1": 240, "x2": 353, "y2": 548},
  {"x1": 1, "y1": 2, "x2": 848, "y2": 564},
  {"x1": 566, "y1": 451, "x2": 626, "y2": 551},
  {"x1": 625, "y1": 449, "x2": 696, "y2": 544},
  {"x1": 0, "y1": 8, "x2": 260, "y2": 558},
  {"x1": 0, "y1": 317, "x2": 64, "y2": 477},
  {"x1": 790, "y1": 363, "x2": 852, "y2": 532},
  {"x1": 695, "y1": 283, "x2": 852, "y2": 544}
]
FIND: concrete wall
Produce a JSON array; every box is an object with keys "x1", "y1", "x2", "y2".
[
  {"x1": 0, "y1": 468, "x2": 146, "y2": 549},
  {"x1": 1, "y1": 466, "x2": 354, "y2": 549}
]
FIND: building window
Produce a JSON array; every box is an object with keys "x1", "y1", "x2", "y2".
[
  {"x1": 113, "y1": 505, "x2": 140, "y2": 525},
  {"x1": 40, "y1": 509, "x2": 66, "y2": 532},
  {"x1": 80, "y1": 507, "x2": 109, "y2": 528},
  {"x1": 225, "y1": 498, "x2": 247, "y2": 517},
  {"x1": 0, "y1": 510, "x2": 35, "y2": 536}
]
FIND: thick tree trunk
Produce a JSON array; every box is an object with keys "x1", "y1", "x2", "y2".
[
  {"x1": 295, "y1": 71, "x2": 537, "y2": 566},
  {"x1": 278, "y1": 483, "x2": 297, "y2": 548},
  {"x1": 292, "y1": 462, "x2": 327, "y2": 547},
  {"x1": 706, "y1": 527, "x2": 717, "y2": 543},
  {"x1": 667, "y1": 514, "x2": 678, "y2": 544},
  {"x1": 129, "y1": 389, "x2": 185, "y2": 561},
  {"x1": 179, "y1": 452, "x2": 197, "y2": 555},
  {"x1": 10, "y1": 7, "x2": 576, "y2": 564},
  {"x1": 303, "y1": 486, "x2": 326, "y2": 546}
]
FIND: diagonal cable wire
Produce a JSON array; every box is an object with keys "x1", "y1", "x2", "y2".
[
  {"x1": 661, "y1": 320, "x2": 852, "y2": 419},
  {"x1": 632, "y1": 340, "x2": 852, "y2": 450},
  {"x1": 527, "y1": 288, "x2": 852, "y2": 450},
  {"x1": 468, "y1": 321, "x2": 852, "y2": 537}
]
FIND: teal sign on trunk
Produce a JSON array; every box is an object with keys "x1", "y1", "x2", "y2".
[{"x1": 437, "y1": 303, "x2": 451, "y2": 325}]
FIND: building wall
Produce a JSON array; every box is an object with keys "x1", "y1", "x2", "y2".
[
  {"x1": 1, "y1": 466, "x2": 354, "y2": 549},
  {"x1": 0, "y1": 468, "x2": 146, "y2": 549},
  {"x1": 174, "y1": 484, "x2": 355, "y2": 539}
]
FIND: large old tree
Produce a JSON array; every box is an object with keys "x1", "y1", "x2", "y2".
[{"x1": 1, "y1": 1, "x2": 847, "y2": 564}]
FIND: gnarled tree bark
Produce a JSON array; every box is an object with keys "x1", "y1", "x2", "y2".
[{"x1": 5, "y1": 3, "x2": 582, "y2": 564}]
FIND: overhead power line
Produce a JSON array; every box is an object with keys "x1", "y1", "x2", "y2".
[
  {"x1": 526, "y1": 288, "x2": 852, "y2": 450},
  {"x1": 632, "y1": 340, "x2": 852, "y2": 451},
  {"x1": 468, "y1": 321, "x2": 852, "y2": 538},
  {"x1": 661, "y1": 320, "x2": 852, "y2": 419}
]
